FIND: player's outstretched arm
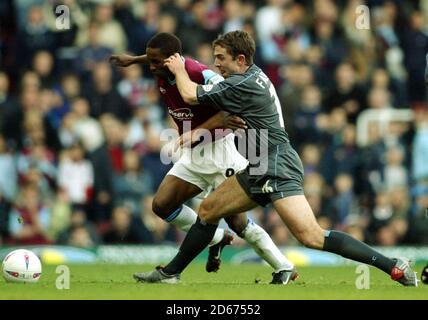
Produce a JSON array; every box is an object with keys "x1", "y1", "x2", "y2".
[
  {"x1": 109, "y1": 54, "x2": 148, "y2": 67},
  {"x1": 164, "y1": 53, "x2": 199, "y2": 105}
]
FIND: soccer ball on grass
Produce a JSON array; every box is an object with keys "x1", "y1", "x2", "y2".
[{"x1": 2, "y1": 249, "x2": 42, "y2": 283}]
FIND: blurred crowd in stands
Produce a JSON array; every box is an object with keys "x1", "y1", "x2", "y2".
[{"x1": 0, "y1": 0, "x2": 427, "y2": 248}]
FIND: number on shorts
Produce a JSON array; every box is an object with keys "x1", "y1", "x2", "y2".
[{"x1": 225, "y1": 168, "x2": 235, "y2": 177}]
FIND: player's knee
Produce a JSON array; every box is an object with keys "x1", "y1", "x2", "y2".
[
  {"x1": 199, "y1": 200, "x2": 216, "y2": 222},
  {"x1": 152, "y1": 196, "x2": 171, "y2": 219},
  {"x1": 298, "y1": 231, "x2": 324, "y2": 250},
  {"x1": 225, "y1": 216, "x2": 247, "y2": 235}
]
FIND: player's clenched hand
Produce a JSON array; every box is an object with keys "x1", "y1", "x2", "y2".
[
  {"x1": 164, "y1": 53, "x2": 185, "y2": 75},
  {"x1": 224, "y1": 114, "x2": 247, "y2": 130},
  {"x1": 109, "y1": 54, "x2": 135, "y2": 67}
]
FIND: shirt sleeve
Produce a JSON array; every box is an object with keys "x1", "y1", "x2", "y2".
[
  {"x1": 201, "y1": 69, "x2": 224, "y2": 85},
  {"x1": 196, "y1": 76, "x2": 246, "y2": 114}
]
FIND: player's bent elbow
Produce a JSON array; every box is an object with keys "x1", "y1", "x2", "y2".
[
  {"x1": 182, "y1": 93, "x2": 199, "y2": 106},
  {"x1": 183, "y1": 94, "x2": 198, "y2": 106}
]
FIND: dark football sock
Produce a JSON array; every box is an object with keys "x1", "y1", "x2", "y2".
[
  {"x1": 163, "y1": 217, "x2": 218, "y2": 275},
  {"x1": 323, "y1": 230, "x2": 395, "y2": 275}
]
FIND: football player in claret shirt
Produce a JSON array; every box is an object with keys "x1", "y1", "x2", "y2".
[{"x1": 110, "y1": 33, "x2": 298, "y2": 284}]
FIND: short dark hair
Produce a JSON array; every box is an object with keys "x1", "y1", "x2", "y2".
[
  {"x1": 147, "y1": 32, "x2": 182, "y2": 57},
  {"x1": 212, "y1": 30, "x2": 255, "y2": 65}
]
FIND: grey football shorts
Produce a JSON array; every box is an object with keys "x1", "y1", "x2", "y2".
[{"x1": 235, "y1": 142, "x2": 304, "y2": 207}]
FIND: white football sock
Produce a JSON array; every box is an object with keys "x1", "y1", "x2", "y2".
[
  {"x1": 166, "y1": 205, "x2": 224, "y2": 246},
  {"x1": 241, "y1": 220, "x2": 294, "y2": 272}
]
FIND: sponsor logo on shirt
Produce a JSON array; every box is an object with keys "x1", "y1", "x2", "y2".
[{"x1": 168, "y1": 108, "x2": 194, "y2": 120}]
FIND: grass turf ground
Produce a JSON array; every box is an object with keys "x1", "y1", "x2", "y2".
[{"x1": 1, "y1": 263, "x2": 427, "y2": 300}]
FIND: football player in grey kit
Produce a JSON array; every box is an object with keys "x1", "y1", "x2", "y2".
[
  {"x1": 111, "y1": 32, "x2": 298, "y2": 284},
  {"x1": 136, "y1": 30, "x2": 418, "y2": 286}
]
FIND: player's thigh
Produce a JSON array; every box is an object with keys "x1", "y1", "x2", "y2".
[
  {"x1": 153, "y1": 174, "x2": 203, "y2": 218},
  {"x1": 273, "y1": 195, "x2": 325, "y2": 249},
  {"x1": 199, "y1": 175, "x2": 258, "y2": 223},
  {"x1": 205, "y1": 165, "x2": 251, "y2": 233}
]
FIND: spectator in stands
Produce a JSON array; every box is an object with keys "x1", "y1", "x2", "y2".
[
  {"x1": 57, "y1": 142, "x2": 94, "y2": 208},
  {"x1": 100, "y1": 114, "x2": 126, "y2": 173},
  {"x1": 0, "y1": 134, "x2": 14, "y2": 243},
  {"x1": 370, "y1": 68, "x2": 406, "y2": 108},
  {"x1": 57, "y1": 208, "x2": 101, "y2": 246},
  {"x1": 67, "y1": 225, "x2": 98, "y2": 248},
  {"x1": 178, "y1": 0, "x2": 218, "y2": 57},
  {"x1": 117, "y1": 63, "x2": 157, "y2": 110},
  {"x1": 113, "y1": 149, "x2": 153, "y2": 216},
  {"x1": 32, "y1": 50, "x2": 56, "y2": 89},
  {"x1": 382, "y1": 146, "x2": 408, "y2": 192},
  {"x1": 293, "y1": 85, "x2": 323, "y2": 148},
  {"x1": 402, "y1": 11, "x2": 428, "y2": 103},
  {"x1": 367, "y1": 87, "x2": 393, "y2": 110},
  {"x1": 17, "y1": 132, "x2": 57, "y2": 198},
  {"x1": 330, "y1": 173, "x2": 359, "y2": 229},
  {"x1": 323, "y1": 63, "x2": 366, "y2": 124},
  {"x1": 85, "y1": 62, "x2": 132, "y2": 122},
  {"x1": 46, "y1": 188, "x2": 72, "y2": 242},
  {"x1": 300, "y1": 144, "x2": 322, "y2": 176},
  {"x1": 16, "y1": 5, "x2": 56, "y2": 70},
  {"x1": 76, "y1": 3, "x2": 127, "y2": 54},
  {"x1": 0, "y1": 72, "x2": 17, "y2": 133},
  {"x1": 127, "y1": 0, "x2": 159, "y2": 55},
  {"x1": 60, "y1": 73, "x2": 81, "y2": 103},
  {"x1": 62, "y1": 98, "x2": 114, "y2": 222},
  {"x1": 370, "y1": 187, "x2": 409, "y2": 246},
  {"x1": 407, "y1": 185, "x2": 428, "y2": 244},
  {"x1": 279, "y1": 63, "x2": 314, "y2": 139},
  {"x1": 103, "y1": 206, "x2": 153, "y2": 244},
  {"x1": 8, "y1": 184, "x2": 51, "y2": 245},
  {"x1": 412, "y1": 109, "x2": 428, "y2": 185},
  {"x1": 320, "y1": 124, "x2": 360, "y2": 186},
  {"x1": 74, "y1": 22, "x2": 113, "y2": 81},
  {"x1": 0, "y1": 134, "x2": 17, "y2": 202}
]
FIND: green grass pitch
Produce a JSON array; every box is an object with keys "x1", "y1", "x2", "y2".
[{"x1": 1, "y1": 263, "x2": 427, "y2": 300}]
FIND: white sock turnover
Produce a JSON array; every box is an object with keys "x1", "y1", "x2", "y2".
[
  {"x1": 241, "y1": 220, "x2": 294, "y2": 272},
  {"x1": 166, "y1": 205, "x2": 224, "y2": 246}
]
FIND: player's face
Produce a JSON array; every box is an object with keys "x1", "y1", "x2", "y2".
[
  {"x1": 146, "y1": 47, "x2": 169, "y2": 78},
  {"x1": 213, "y1": 45, "x2": 241, "y2": 78}
]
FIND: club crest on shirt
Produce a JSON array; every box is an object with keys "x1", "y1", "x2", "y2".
[
  {"x1": 202, "y1": 84, "x2": 213, "y2": 92},
  {"x1": 159, "y1": 87, "x2": 166, "y2": 94},
  {"x1": 168, "y1": 108, "x2": 194, "y2": 120}
]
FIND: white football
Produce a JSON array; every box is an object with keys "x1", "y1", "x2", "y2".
[{"x1": 2, "y1": 249, "x2": 42, "y2": 283}]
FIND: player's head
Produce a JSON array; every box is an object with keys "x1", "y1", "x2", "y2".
[
  {"x1": 147, "y1": 32, "x2": 182, "y2": 78},
  {"x1": 212, "y1": 30, "x2": 255, "y2": 78}
]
